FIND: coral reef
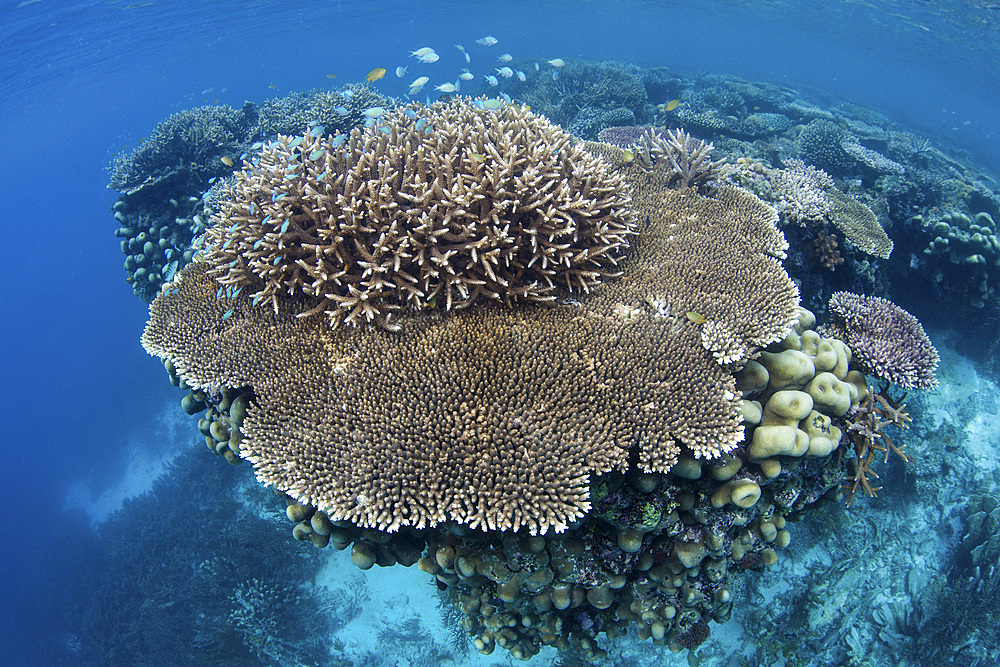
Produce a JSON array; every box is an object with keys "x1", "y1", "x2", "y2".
[
  {"x1": 109, "y1": 85, "x2": 397, "y2": 302},
  {"x1": 200, "y1": 99, "x2": 636, "y2": 330},
  {"x1": 826, "y1": 291, "x2": 940, "y2": 390},
  {"x1": 142, "y1": 161, "x2": 798, "y2": 536},
  {"x1": 63, "y1": 446, "x2": 336, "y2": 666}
]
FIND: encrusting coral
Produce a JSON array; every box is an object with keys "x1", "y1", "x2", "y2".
[
  {"x1": 825, "y1": 291, "x2": 940, "y2": 390},
  {"x1": 200, "y1": 99, "x2": 636, "y2": 330}
]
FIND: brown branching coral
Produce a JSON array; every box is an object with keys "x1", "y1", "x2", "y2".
[
  {"x1": 200, "y1": 99, "x2": 636, "y2": 330},
  {"x1": 807, "y1": 230, "x2": 844, "y2": 271},
  {"x1": 633, "y1": 127, "x2": 727, "y2": 193},
  {"x1": 826, "y1": 291, "x2": 940, "y2": 390},
  {"x1": 143, "y1": 137, "x2": 800, "y2": 536},
  {"x1": 842, "y1": 387, "x2": 912, "y2": 506}
]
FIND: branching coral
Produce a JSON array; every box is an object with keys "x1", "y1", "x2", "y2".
[
  {"x1": 826, "y1": 292, "x2": 939, "y2": 390},
  {"x1": 841, "y1": 387, "x2": 912, "y2": 506},
  {"x1": 633, "y1": 128, "x2": 727, "y2": 194},
  {"x1": 200, "y1": 99, "x2": 636, "y2": 330}
]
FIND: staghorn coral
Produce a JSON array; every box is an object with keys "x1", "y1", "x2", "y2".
[
  {"x1": 200, "y1": 99, "x2": 636, "y2": 330},
  {"x1": 826, "y1": 292, "x2": 939, "y2": 390},
  {"x1": 143, "y1": 139, "x2": 799, "y2": 537},
  {"x1": 632, "y1": 128, "x2": 727, "y2": 194},
  {"x1": 841, "y1": 387, "x2": 912, "y2": 505}
]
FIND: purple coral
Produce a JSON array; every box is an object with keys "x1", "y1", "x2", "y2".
[
  {"x1": 827, "y1": 292, "x2": 939, "y2": 390},
  {"x1": 596, "y1": 125, "x2": 663, "y2": 148}
]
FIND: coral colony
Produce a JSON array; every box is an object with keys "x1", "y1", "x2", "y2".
[{"x1": 105, "y1": 58, "x2": 999, "y2": 661}]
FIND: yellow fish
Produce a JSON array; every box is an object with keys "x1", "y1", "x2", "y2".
[
  {"x1": 366, "y1": 67, "x2": 387, "y2": 82},
  {"x1": 664, "y1": 99, "x2": 680, "y2": 112},
  {"x1": 268, "y1": 83, "x2": 277, "y2": 89},
  {"x1": 469, "y1": 153, "x2": 486, "y2": 163},
  {"x1": 220, "y1": 156, "x2": 234, "y2": 167},
  {"x1": 685, "y1": 311, "x2": 706, "y2": 324},
  {"x1": 326, "y1": 73, "x2": 337, "y2": 79},
  {"x1": 622, "y1": 149, "x2": 634, "y2": 163}
]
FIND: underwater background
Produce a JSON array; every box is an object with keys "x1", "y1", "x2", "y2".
[{"x1": 2, "y1": 0, "x2": 1000, "y2": 665}]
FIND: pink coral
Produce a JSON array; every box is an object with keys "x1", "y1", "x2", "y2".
[{"x1": 827, "y1": 292, "x2": 939, "y2": 390}]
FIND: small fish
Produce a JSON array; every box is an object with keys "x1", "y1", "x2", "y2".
[
  {"x1": 334, "y1": 106, "x2": 350, "y2": 116},
  {"x1": 664, "y1": 98, "x2": 680, "y2": 112},
  {"x1": 220, "y1": 156, "x2": 234, "y2": 166},
  {"x1": 342, "y1": 90, "x2": 354, "y2": 99},
  {"x1": 308, "y1": 126, "x2": 325, "y2": 137},
  {"x1": 331, "y1": 134, "x2": 346, "y2": 147},
  {"x1": 496, "y1": 67, "x2": 513, "y2": 78},
  {"x1": 515, "y1": 70, "x2": 526, "y2": 82},
  {"x1": 202, "y1": 87, "x2": 215, "y2": 95},
  {"x1": 534, "y1": 62, "x2": 539, "y2": 71},
  {"x1": 216, "y1": 286, "x2": 225, "y2": 298},
  {"x1": 409, "y1": 76, "x2": 429, "y2": 90},
  {"x1": 280, "y1": 220, "x2": 289, "y2": 233},
  {"x1": 499, "y1": 91, "x2": 512, "y2": 103},
  {"x1": 458, "y1": 70, "x2": 474, "y2": 81},
  {"x1": 395, "y1": 66, "x2": 407, "y2": 78},
  {"x1": 622, "y1": 149, "x2": 634, "y2": 163},
  {"x1": 250, "y1": 141, "x2": 264, "y2": 150},
  {"x1": 222, "y1": 308, "x2": 234, "y2": 320},
  {"x1": 379, "y1": 126, "x2": 392, "y2": 135},
  {"x1": 403, "y1": 108, "x2": 418, "y2": 119},
  {"x1": 686, "y1": 311, "x2": 706, "y2": 324},
  {"x1": 552, "y1": 69, "x2": 560, "y2": 81},
  {"x1": 476, "y1": 35, "x2": 498, "y2": 46},
  {"x1": 415, "y1": 118, "x2": 428, "y2": 131},
  {"x1": 366, "y1": 67, "x2": 387, "y2": 82},
  {"x1": 469, "y1": 152, "x2": 486, "y2": 163},
  {"x1": 325, "y1": 73, "x2": 337, "y2": 79},
  {"x1": 310, "y1": 148, "x2": 327, "y2": 159},
  {"x1": 483, "y1": 98, "x2": 503, "y2": 110},
  {"x1": 435, "y1": 82, "x2": 459, "y2": 93},
  {"x1": 485, "y1": 75, "x2": 499, "y2": 87},
  {"x1": 547, "y1": 58, "x2": 565, "y2": 67},
  {"x1": 363, "y1": 107, "x2": 386, "y2": 118},
  {"x1": 289, "y1": 136, "x2": 303, "y2": 148},
  {"x1": 253, "y1": 295, "x2": 263, "y2": 306},
  {"x1": 365, "y1": 117, "x2": 375, "y2": 128},
  {"x1": 498, "y1": 53, "x2": 512, "y2": 62},
  {"x1": 274, "y1": 193, "x2": 287, "y2": 201},
  {"x1": 455, "y1": 44, "x2": 466, "y2": 52},
  {"x1": 268, "y1": 83, "x2": 277, "y2": 89},
  {"x1": 410, "y1": 47, "x2": 435, "y2": 58},
  {"x1": 417, "y1": 52, "x2": 439, "y2": 63},
  {"x1": 263, "y1": 214, "x2": 272, "y2": 224},
  {"x1": 463, "y1": 51, "x2": 471, "y2": 63}
]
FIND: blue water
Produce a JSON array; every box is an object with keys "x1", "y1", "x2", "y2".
[{"x1": 1, "y1": 0, "x2": 999, "y2": 664}]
